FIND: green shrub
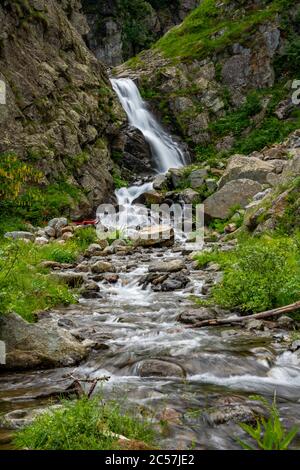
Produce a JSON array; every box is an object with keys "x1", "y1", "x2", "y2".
[
  {"x1": 196, "y1": 235, "x2": 300, "y2": 313},
  {"x1": 238, "y1": 396, "x2": 298, "y2": 450},
  {"x1": 13, "y1": 397, "x2": 157, "y2": 450}
]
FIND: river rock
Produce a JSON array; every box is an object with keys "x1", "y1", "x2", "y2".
[
  {"x1": 133, "y1": 225, "x2": 175, "y2": 248},
  {"x1": 137, "y1": 359, "x2": 185, "y2": 378},
  {"x1": 177, "y1": 307, "x2": 217, "y2": 325},
  {"x1": 204, "y1": 179, "x2": 263, "y2": 220},
  {"x1": 160, "y1": 272, "x2": 190, "y2": 291},
  {"x1": 79, "y1": 281, "x2": 100, "y2": 299},
  {"x1": 149, "y1": 259, "x2": 185, "y2": 273},
  {"x1": 84, "y1": 243, "x2": 105, "y2": 257},
  {"x1": 0, "y1": 313, "x2": 88, "y2": 370},
  {"x1": 218, "y1": 155, "x2": 275, "y2": 188},
  {"x1": 91, "y1": 261, "x2": 115, "y2": 273},
  {"x1": 48, "y1": 217, "x2": 68, "y2": 237}
]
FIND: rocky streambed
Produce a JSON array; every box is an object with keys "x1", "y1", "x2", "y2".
[{"x1": 1, "y1": 240, "x2": 300, "y2": 450}]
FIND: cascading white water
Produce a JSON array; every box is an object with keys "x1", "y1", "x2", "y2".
[
  {"x1": 111, "y1": 78, "x2": 186, "y2": 173},
  {"x1": 98, "y1": 78, "x2": 188, "y2": 237}
]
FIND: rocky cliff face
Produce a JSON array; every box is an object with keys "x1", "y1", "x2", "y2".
[
  {"x1": 0, "y1": 0, "x2": 127, "y2": 219},
  {"x1": 82, "y1": 0, "x2": 199, "y2": 66},
  {"x1": 116, "y1": 0, "x2": 300, "y2": 164}
]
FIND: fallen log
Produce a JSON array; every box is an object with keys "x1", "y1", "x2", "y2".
[{"x1": 188, "y1": 301, "x2": 300, "y2": 329}]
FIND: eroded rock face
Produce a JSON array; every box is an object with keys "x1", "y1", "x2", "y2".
[
  {"x1": 0, "y1": 0, "x2": 126, "y2": 218},
  {"x1": 204, "y1": 179, "x2": 263, "y2": 220},
  {"x1": 0, "y1": 313, "x2": 88, "y2": 370}
]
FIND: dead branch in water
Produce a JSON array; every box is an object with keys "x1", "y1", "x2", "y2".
[{"x1": 188, "y1": 301, "x2": 300, "y2": 329}]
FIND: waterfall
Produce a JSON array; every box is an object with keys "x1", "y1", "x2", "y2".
[
  {"x1": 110, "y1": 78, "x2": 186, "y2": 173},
  {"x1": 98, "y1": 78, "x2": 188, "y2": 238}
]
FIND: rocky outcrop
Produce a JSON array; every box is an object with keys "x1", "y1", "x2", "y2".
[
  {"x1": 0, "y1": 313, "x2": 88, "y2": 370},
  {"x1": 0, "y1": 0, "x2": 126, "y2": 218},
  {"x1": 115, "y1": 0, "x2": 300, "y2": 162},
  {"x1": 82, "y1": 0, "x2": 199, "y2": 66},
  {"x1": 204, "y1": 179, "x2": 263, "y2": 220}
]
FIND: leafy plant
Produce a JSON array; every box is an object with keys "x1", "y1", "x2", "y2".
[
  {"x1": 195, "y1": 235, "x2": 300, "y2": 313},
  {"x1": 238, "y1": 395, "x2": 298, "y2": 450}
]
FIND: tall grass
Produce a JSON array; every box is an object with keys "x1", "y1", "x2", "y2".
[{"x1": 13, "y1": 396, "x2": 157, "y2": 450}]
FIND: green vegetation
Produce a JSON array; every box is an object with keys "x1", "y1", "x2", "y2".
[
  {"x1": 0, "y1": 228, "x2": 98, "y2": 322},
  {"x1": 156, "y1": 0, "x2": 295, "y2": 61},
  {"x1": 0, "y1": 153, "x2": 87, "y2": 226},
  {"x1": 0, "y1": 241, "x2": 75, "y2": 322},
  {"x1": 196, "y1": 234, "x2": 300, "y2": 313},
  {"x1": 112, "y1": 169, "x2": 128, "y2": 189},
  {"x1": 238, "y1": 396, "x2": 298, "y2": 450},
  {"x1": 13, "y1": 396, "x2": 157, "y2": 450}
]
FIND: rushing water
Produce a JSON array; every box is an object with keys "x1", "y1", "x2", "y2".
[{"x1": 1, "y1": 80, "x2": 300, "y2": 450}]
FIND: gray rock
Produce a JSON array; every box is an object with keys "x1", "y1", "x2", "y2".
[
  {"x1": 4, "y1": 231, "x2": 35, "y2": 241},
  {"x1": 0, "y1": 313, "x2": 88, "y2": 370},
  {"x1": 149, "y1": 259, "x2": 185, "y2": 273},
  {"x1": 177, "y1": 307, "x2": 216, "y2": 325},
  {"x1": 204, "y1": 179, "x2": 263, "y2": 220},
  {"x1": 246, "y1": 319, "x2": 265, "y2": 331},
  {"x1": 153, "y1": 174, "x2": 169, "y2": 191},
  {"x1": 160, "y1": 272, "x2": 190, "y2": 291},
  {"x1": 91, "y1": 261, "x2": 115, "y2": 274},
  {"x1": 137, "y1": 359, "x2": 185, "y2": 378},
  {"x1": 189, "y1": 169, "x2": 208, "y2": 189},
  {"x1": 84, "y1": 243, "x2": 105, "y2": 257},
  {"x1": 218, "y1": 155, "x2": 275, "y2": 188},
  {"x1": 180, "y1": 188, "x2": 199, "y2": 204}
]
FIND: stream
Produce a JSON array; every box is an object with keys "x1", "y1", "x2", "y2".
[{"x1": 1, "y1": 79, "x2": 300, "y2": 450}]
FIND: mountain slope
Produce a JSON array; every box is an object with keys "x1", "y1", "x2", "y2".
[
  {"x1": 116, "y1": 0, "x2": 300, "y2": 165},
  {"x1": 0, "y1": 0, "x2": 126, "y2": 221}
]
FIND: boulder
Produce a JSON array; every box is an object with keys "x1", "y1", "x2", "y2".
[
  {"x1": 180, "y1": 188, "x2": 199, "y2": 204},
  {"x1": 189, "y1": 169, "x2": 208, "y2": 189},
  {"x1": 149, "y1": 259, "x2": 185, "y2": 273},
  {"x1": 48, "y1": 218, "x2": 68, "y2": 237},
  {"x1": 134, "y1": 225, "x2": 175, "y2": 248},
  {"x1": 0, "y1": 313, "x2": 88, "y2": 370},
  {"x1": 136, "y1": 359, "x2": 185, "y2": 378},
  {"x1": 153, "y1": 174, "x2": 169, "y2": 191},
  {"x1": 160, "y1": 272, "x2": 190, "y2": 291},
  {"x1": 91, "y1": 261, "x2": 115, "y2": 274},
  {"x1": 218, "y1": 155, "x2": 275, "y2": 188},
  {"x1": 204, "y1": 179, "x2": 263, "y2": 220},
  {"x1": 169, "y1": 168, "x2": 186, "y2": 189},
  {"x1": 35, "y1": 237, "x2": 49, "y2": 245},
  {"x1": 4, "y1": 231, "x2": 35, "y2": 241}
]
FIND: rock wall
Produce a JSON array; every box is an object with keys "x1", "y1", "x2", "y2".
[
  {"x1": 0, "y1": 0, "x2": 127, "y2": 218},
  {"x1": 82, "y1": 0, "x2": 199, "y2": 66}
]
